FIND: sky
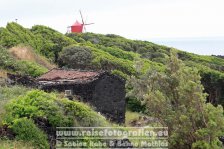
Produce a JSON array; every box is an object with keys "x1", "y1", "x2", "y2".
[{"x1": 0, "y1": 0, "x2": 224, "y2": 55}]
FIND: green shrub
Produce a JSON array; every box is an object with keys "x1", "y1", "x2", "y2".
[
  {"x1": 12, "y1": 118, "x2": 49, "y2": 149},
  {"x1": 3, "y1": 90, "x2": 109, "y2": 149},
  {"x1": 126, "y1": 97, "x2": 146, "y2": 113},
  {"x1": 59, "y1": 45, "x2": 92, "y2": 69},
  {"x1": 16, "y1": 61, "x2": 48, "y2": 77},
  {"x1": 0, "y1": 46, "x2": 15, "y2": 70},
  {"x1": 66, "y1": 33, "x2": 86, "y2": 43},
  {"x1": 0, "y1": 27, "x2": 20, "y2": 48},
  {"x1": 4, "y1": 90, "x2": 108, "y2": 127},
  {"x1": 60, "y1": 98, "x2": 108, "y2": 127},
  {"x1": 4, "y1": 90, "x2": 67, "y2": 127}
]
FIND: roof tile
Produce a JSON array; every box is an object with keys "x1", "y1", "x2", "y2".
[{"x1": 37, "y1": 69, "x2": 103, "y2": 82}]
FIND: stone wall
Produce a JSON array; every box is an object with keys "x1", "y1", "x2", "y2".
[
  {"x1": 7, "y1": 73, "x2": 36, "y2": 87},
  {"x1": 92, "y1": 74, "x2": 126, "y2": 123},
  {"x1": 39, "y1": 74, "x2": 126, "y2": 124}
]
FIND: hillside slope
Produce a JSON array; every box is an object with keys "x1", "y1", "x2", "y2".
[
  {"x1": 1, "y1": 22, "x2": 224, "y2": 148},
  {"x1": 0, "y1": 22, "x2": 224, "y2": 105}
]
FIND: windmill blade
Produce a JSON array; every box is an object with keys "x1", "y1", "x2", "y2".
[
  {"x1": 79, "y1": 10, "x2": 94, "y2": 32},
  {"x1": 84, "y1": 16, "x2": 88, "y2": 31},
  {"x1": 79, "y1": 10, "x2": 85, "y2": 25},
  {"x1": 84, "y1": 23, "x2": 94, "y2": 25}
]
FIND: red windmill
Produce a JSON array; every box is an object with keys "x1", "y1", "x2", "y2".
[{"x1": 67, "y1": 10, "x2": 94, "y2": 33}]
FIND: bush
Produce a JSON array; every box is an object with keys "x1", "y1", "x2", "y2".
[
  {"x1": 60, "y1": 98, "x2": 108, "y2": 127},
  {"x1": 126, "y1": 97, "x2": 146, "y2": 112},
  {"x1": 12, "y1": 118, "x2": 49, "y2": 149},
  {"x1": 16, "y1": 61, "x2": 48, "y2": 77},
  {"x1": 0, "y1": 27, "x2": 20, "y2": 48},
  {"x1": 59, "y1": 45, "x2": 92, "y2": 69},
  {"x1": 4, "y1": 90, "x2": 68, "y2": 127},
  {"x1": 4, "y1": 90, "x2": 108, "y2": 127},
  {"x1": 0, "y1": 46, "x2": 15, "y2": 70},
  {"x1": 66, "y1": 33, "x2": 86, "y2": 43},
  {"x1": 3, "y1": 90, "x2": 109, "y2": 149}
]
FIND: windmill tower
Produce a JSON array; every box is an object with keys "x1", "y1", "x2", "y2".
[{"x1": 67, "y1": 10, "x2": 94, "y2": 33}]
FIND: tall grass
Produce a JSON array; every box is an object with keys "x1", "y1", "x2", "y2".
[{"x1": 9, "y1": 45, "x2": 56, "y2": 69}]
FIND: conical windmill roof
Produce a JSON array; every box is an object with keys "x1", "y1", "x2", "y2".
[{"x1": 72, "y1": 20, "x2": 83, "y2": 26}]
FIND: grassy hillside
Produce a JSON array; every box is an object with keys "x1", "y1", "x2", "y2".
[
  {"x1": 0, "y1": 23, "x2": 75, "y2": 62},
  {"x1": 66, "y1": 32, "x2": 224, "y2": 105},
  {"x1": 1, "y1": 22, "x2": 223, "y2": 77},
  {"x1": 1, "y1": 22, "x2": 224, "y2": 148},
  {"x1": 0, "y1": 22, "x2": 224, "y2": 103},
  {"x1": 0, "y1": 45, "x2": 48, "y2": 77}
]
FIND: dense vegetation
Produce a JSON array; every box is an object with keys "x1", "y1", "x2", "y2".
[
  {"x1": 31, "y1": 25, "x2": 76, "y2": 61},
  {"x1": 0, "y1": 23, "x2": 75, "y2": 62},
  {"x1": 1, "y1": 23, "x2": 224, "y2": 78},
  {"x1": 0, "y1": 22, "x2": 224, "y2": 148},
  {"x1": 59, "y1": 45, "x2": 93, "y2": 69},
  {"x1": 128, "y1": 52, "x2": 224, "y2": 148},
  {"x1": 1, "y1": 89, "x2": 109, "y2": 148}
]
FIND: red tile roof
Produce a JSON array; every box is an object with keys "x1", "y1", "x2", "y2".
[{"x1": 37, "y1": 69, "x2": 103, "y2": 82}]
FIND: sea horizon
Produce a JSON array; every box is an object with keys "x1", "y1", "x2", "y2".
[{"x1": 149, "y1": 37, "x2": 224, "y2": 56}]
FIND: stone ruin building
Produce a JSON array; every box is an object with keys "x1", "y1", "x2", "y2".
[{"x1": 36, "y1": 68, "x2": 126, "y2": 123}]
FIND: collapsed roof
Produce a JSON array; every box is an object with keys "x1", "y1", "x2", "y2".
[{"x1": 37, "y1": 69, "x2": 105, "y2": 85}]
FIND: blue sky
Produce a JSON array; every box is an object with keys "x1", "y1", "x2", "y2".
[{"x1": 0, "y1": 0, "x2": 224, "y2": 55}]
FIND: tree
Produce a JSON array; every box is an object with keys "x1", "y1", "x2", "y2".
[
  {"x1": 127, "y1": 51, "x2": 224, "y2": 149},
  {"x1": 59, "y1": 45, "x2": 92, "y2": 69}
]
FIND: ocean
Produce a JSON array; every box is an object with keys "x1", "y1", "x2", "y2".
[{"x1": 150, "y1": 37, "x2": 224, "y2": 56}]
